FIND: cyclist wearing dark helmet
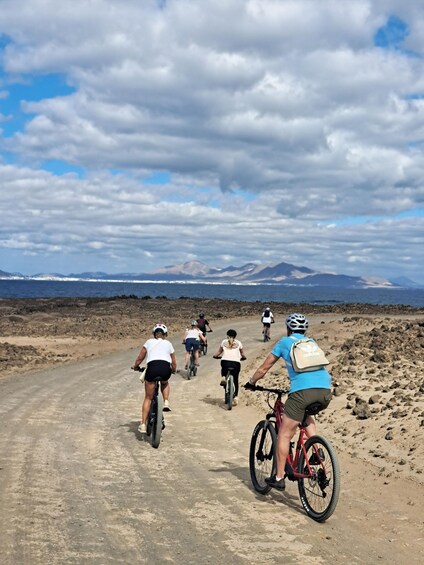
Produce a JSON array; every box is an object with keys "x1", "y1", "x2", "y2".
[
  {"x1": 132, "y1": 323, "x2": 176, "y2": 433},
  {"x1": 245, "y1": 313, "x2": 332, "y2": 490},
  {"x1": 197, "y1": 312, "x2": 212, "y2": 335},
  {"x1": 213, "y1": 329, "x2": 246, "y2": 406}
]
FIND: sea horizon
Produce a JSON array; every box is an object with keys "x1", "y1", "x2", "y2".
[{"x1": 0, "y1": 279, "x2": 423, "y2": 308}]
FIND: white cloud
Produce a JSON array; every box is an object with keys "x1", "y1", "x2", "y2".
[{"x1": 0, "y1": 0, "x2": 423, "y2": 283}]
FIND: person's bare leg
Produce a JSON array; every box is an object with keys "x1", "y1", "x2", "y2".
[
  {"x1": 305, "y1": 415, "x2": 316, "y2": 438},
  {"x1": 161, "y1": 381, "x2": 169, "y2": 401},
  {"x1": 142, "y1": 382, "x2": 155, "y2": 423},
  {"x1": 275, "y1": 414, "x2": 299, "y2": 478}
]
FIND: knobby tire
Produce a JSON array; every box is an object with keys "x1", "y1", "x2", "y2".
[
  {"x1": 151, "y1": 391, "x2": 164, "y2": 449},
  {"x1": 225, "y1": 372, "x2": 235, "y2": 410},
  {"x1": 297, "y1": 435, "x2": 340, "y2": 522}
]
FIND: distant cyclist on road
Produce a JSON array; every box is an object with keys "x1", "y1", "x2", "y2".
[
  {"x1": 261, "y1": 306, "x2": 275, "y2": 340},
  {"x1": 213, "y1": 329, "x2": 246, "y2": 406},
  {"x1": 183, "y1": 321, "x2": 207, "y2": 369},
  {"x1": 197, "y1": 313, "x2": 212, "y2": 335},
  {"x1": 245, "y1": 313, "x2": 332, "y2": 490},
  {"x1": 132, "y1": 323, "x2": 176, "y2": 434}
]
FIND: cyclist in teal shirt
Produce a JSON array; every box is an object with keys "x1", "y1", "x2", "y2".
[
  {"x1": 246, "y1": 313, "x2": 332, "y2": 490},
  {"x1": 271, "y1": 333, "x2": 331, "y2": 393}
]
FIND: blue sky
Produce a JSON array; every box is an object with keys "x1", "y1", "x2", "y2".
[{"x1": 0, "y1": 0, "x2": 423, "y2": 284}]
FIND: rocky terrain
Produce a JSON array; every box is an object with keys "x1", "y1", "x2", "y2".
[{"x1": 1, "y1": 295, "x2": 423, "y2": 484}]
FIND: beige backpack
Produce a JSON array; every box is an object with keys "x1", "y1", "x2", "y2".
[{"x1": 289, "y1": 337, "x2": 330, "y2": 373}]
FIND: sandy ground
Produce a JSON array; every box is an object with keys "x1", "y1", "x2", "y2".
[{"x1": 0, "y1": 296, "x2": 423, "y2": 563}]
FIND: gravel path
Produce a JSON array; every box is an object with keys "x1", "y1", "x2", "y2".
[{"x1": 1, "y1": 318, "x2": 423, "y2": 564}]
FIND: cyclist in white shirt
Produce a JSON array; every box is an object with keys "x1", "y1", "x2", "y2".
[
  {"x1": 183, "y1": 320, "x2": 207, "y2": 368},
  {"x1": 132, "y1": 323, "x2": 176, "y2": 433},
  {"x1": 213, "y1": 329, "x2": 246, "y2": 406},
  {"x1": 261, "y1": 307, "x2": 275, "y2": 340}
]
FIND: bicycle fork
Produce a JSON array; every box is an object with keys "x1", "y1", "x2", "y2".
[{"x1": 256, "y1": 422, "x2": 274, "y2": 463}]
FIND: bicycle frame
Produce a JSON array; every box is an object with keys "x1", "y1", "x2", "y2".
[{"x1": 264, "y1": 389, "x2": 324, "y2": 480}]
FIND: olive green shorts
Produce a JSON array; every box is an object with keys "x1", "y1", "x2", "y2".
[{"x1": 284, "y1": 388, "x2": 332, "y2": 422}]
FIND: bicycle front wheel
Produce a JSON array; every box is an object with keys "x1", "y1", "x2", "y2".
[
  {"x1": 225, "y1": 373, "x2": 234, "y2": 410},
  {"x1": 151, "y1": 393, "x2": 164, "y2": 449},
  {"x1": 249, "y1": 420, "x2": 277, "y2": 494},
  {"x1": 297, "y1": 435, "x2": 340, "y2": 522}
]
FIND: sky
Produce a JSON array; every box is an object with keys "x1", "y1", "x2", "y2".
[{"x1": 0, "y1": 0, "x2": 423, "y2": 284}]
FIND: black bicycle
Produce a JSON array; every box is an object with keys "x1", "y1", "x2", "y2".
[
  {"x1": 263, "y1": 326, "x2": 271, "y2": 342},
  {"x1": 199, "y1": 330, "x2": 212, "y2": 356},
  {"x1": 134, "y1": 367, "x2": 165, "y2": 448},
  {"x1": 187, "y1": 346, "x2": 197, "y2": 380},
  {"x1": 213, "y1": 356, "x2": 246, "y2": 410}
]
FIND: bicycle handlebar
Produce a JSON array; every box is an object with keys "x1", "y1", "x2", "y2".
[
  {"x1": 132, "y1": 366, "x2": 146, "y2": 373},
  {"x1": 213, "y1": 355, "x2": 247, "y2": 360},
  {"x1": 244, "y1": 383, "x2": 288, "y2": 395}
]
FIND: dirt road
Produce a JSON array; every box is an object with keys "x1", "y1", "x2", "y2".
[{"x1": 0, "y1": 318, "x2": 423, "y2": 564}]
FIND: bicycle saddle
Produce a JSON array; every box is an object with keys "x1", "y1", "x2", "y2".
[{"x1": 304, "y1": 402, "x2": 325, "y2": 416}]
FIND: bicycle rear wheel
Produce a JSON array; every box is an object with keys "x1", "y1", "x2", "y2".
[
  {"x1": 225, "y1": 372, "x2": 234, "y2": 410},
  {"x1": 151, "y1": 393, "x2": 164, "y2": 448},
  {"x1": 297, "y1": 435, "x2": 340, "y2": 522},
  {"x1": 249, "y1": 420, "x2": 277, "y2": 494}
]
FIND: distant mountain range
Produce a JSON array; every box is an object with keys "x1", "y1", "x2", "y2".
[{"x1": 1, "y1": 261, "x2": 422, "y2": 289}]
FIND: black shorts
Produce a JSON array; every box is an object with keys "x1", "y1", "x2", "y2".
[
  {"x1": 145, "y1": 360, "x2": 172, "y2": 382},
  {"x1": 221, "y1": 360, "x2": 241, "y2": 378},
  {"x1": 262, "y1": 322, "x2": 271, "y2": 328}
]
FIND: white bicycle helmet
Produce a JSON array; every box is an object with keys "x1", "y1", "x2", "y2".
[
  {"x1": 286, "y1": 313, "x2": 308, "y2": 331},
  {"x1": 153, "y1": 323, "x2": 168, "y2": 335},
  {"x1": 191, "y1": 320, "x2": 198, "y2": 326}
]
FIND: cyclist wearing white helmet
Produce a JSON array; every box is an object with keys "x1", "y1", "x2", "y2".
[
  {"x1": 132, "y1": 323, "x2": 176, "y2": 433},
  {"x1": 246, "y1": 312, "x2": 332, "y2": 491},
  {"x1": 261, "y1": 306, "x2": 275, "y2": 340},
  {"x1": 183, "y1": 320, "x2": 207, "y2": 368}
]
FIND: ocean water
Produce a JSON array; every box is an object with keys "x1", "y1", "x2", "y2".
[{"x1": 0, "y1": 280, "x2": 423, "y2": 307}]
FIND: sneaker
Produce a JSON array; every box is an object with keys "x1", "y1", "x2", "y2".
[
  {"x1": 163, "y1": 400, "x2": 171, "y2": 412},
  {"x1": 265, "y1": 475, "x2": 286, "y2": 490},
  {"x1": 138, "y1": 423, "x2": 146, "y2": 434},
  {"x1": 220, "y1": 377, "x2": 226, "y2": 386},
  {"x1": 308, "y1": 448, "x2": 325, "y2": 465},
  {"x1": 232, "y1": 397, "x2": 238, "y2": 406}
]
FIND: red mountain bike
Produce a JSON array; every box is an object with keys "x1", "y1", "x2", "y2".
[{"x1": 247, "y1": 385, "x2": 340, "y2": 522}]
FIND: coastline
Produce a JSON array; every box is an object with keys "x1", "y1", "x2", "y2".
[{"x1": 1, "y1": 296, "x2": 423, "y2": 379}]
